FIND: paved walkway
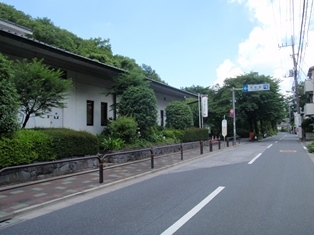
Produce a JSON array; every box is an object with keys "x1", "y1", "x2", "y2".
[{"x1": 0, "y1": 142, "x2": 234, "y2": 222}]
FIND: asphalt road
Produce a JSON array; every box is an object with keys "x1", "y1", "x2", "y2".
[{"x1": 1, "y1": 133, "x2": 314, "y2": 235}]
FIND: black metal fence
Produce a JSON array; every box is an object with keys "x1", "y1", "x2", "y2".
[{"x1": 0, "y1": 138, "x2": 236, "y2": 185}]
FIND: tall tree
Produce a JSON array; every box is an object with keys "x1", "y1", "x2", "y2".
[
  {"x1": 213, "y1": 72, "x2": 285, "y2": 137},
  {"x1": 142, "y1": 64, "x2": 166, "y2": 83},
  {"x1": 0, "y1": 53, "x2": 20, "y2": 136},
  {"x1": 11, "y1": 58, "x2": 72, "y2": 128}
]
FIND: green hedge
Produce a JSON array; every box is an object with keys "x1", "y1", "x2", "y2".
[
  {"x1": 182, "y1": 128, "x2": 208, "y2": 142},
  {"x1": 0, "y1": 128, "x2": 99, "y2": 168},
  {"x1": 0, "y1": 130, "x2": 56, "y2": 168},
  {"x1": 37, "y1": 128, "x2": 99, "y2": 159}
]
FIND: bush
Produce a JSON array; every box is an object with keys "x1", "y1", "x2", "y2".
[
  {"x1": 165, "y1": 101, "x2": 193, "y2": 130},
  {"x1": 162, "y1": 129, "x2": 184, "y2": 142},
  {"x1": 37, "y1": 128, "x2": 99, "y2": 159},
  {"x1": 182, "y1": 128, "x2": 208, "y2": 142},
  {"x1": 109, "y1": 116, "x2": 138, "y2": 144},
  {"x1": 308, "y1": 141, "x2": 314, "y2": 153},
  {"x1": 100, "y1": 137, "x2": 125, "y2": 151},
  {"x1": 118, "y1": 86, "x2": 157, "y2": 139},
  {"x1": 0, "y1": 130, "x2": 56, "y2": 168}
]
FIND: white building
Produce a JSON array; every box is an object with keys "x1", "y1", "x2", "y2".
[{"x1": 0, "y1": 20, "x2": 197, "y2": 134}]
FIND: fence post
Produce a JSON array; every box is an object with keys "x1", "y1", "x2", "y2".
[
  {"x1": 226, "y1": 137, "x2": 229, "y2": 147},
  {"x1": 210, "y1": 140, "x2": 213, "y2": 152},
  {"x1": 150, "y1": 148, "x2": 154, "y2": 169},
  {"x1": 218, "y1": 140, "x2": 221, "y2": 149},
  {"x1": 97, "y1": 155, "x2": 104, "y2": 184},
  {"x1": 180, "y1": 143, "x2": 183, "y2": 160},
  {"x1": 200, "y1": 141, "x2": 203, "y2": 154}
]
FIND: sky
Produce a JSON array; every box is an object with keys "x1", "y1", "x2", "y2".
[{"x1": 1, "y1": 0, "x2": 314, "y2": 94}]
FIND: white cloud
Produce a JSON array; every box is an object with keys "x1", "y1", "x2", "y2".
[
  {"x1": 217, "y1": 0, "x2": 314, "y2": 95},
  {"x1": 214, "y1": 59, "x2": 244, "y2": 86}
]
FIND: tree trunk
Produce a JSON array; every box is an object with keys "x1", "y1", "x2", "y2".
[{"x1": 22, "y1": 113, "x2": 30, "y2": 128}]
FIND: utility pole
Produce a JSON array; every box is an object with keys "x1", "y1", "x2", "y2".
[
  {"x1": 291, "y1": 35, "x2": 302, "y2": 139},
  {"x1": 231, "y1": 87, "x2": 242, "y2": 145}
]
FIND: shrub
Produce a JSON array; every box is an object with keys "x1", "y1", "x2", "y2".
[
  {"x1": 118, "y1": 86, "x2": 157, "y2": 139},
  {"x1": 109, "y1": 116, "x2": 138, "y2": 144},
  {"x1": 165, "y1": 101, "x2": 193, "y2": 130},
  {"x1": 308, "y1": 141, "x2": 314, "y2": 153},
  {"x1": 37, "y1": 128, "x2": 99, "y2": 159},
  {"x1": 182, "y1": 128, "x2": 208, "y2": 142},
  {"x1": 162, "y1": 129, "x2": 184, "y2": 142},
  {"x1": 100, "y1": 137, "x2": 125, "y2": 151},
  {"x1": 0, "y1": 130, "x2": 56, "y2": 168}
]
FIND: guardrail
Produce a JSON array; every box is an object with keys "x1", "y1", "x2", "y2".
[{"x1": 0, "y1": 138, "x2": 237, "y2": 185}]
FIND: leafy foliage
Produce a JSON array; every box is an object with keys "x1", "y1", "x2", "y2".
[
  {"x1": 118, "y1": 86, "x2": 158, "y2": 139},
  {"x1": 182, "y1": 128, "x2": 209, "y2": 142},
  {"x1": 37, "y1": 128, "x2": 99, "y2": 159},
  {"x1": 165, "y1": 101, "x2": 193, "y2": 129},
  {"x1": 162, "y1": 129, "x2": 184, "y2": 142},
  {"x1": 142, "y1": 64, "x2": 166, "y2": 84},
  {"x1": 0, "y1": 3, "x2": 159, "y2": 77},
  {"x1": 108, "y1": 116, "x2": 138, "y2": 144},
  {"x1": 11, "y1": 58, "x2": 72, "y2": 128},
  {"x1": 0, "y1": 130, "x2": 56, "y2": 168},
  {"x1": 0, "y1": 53, "x2": 20, "y2": 136},
  {"x1": 100, "y1": 137, "x2": 125, "y2": 151}
]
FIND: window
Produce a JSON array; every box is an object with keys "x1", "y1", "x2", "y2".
[
  {"x1": 87, "y1": 100, "x2": 94, "y2": 126},
  {"x1": 101, "y1": 102, "x2": 108, "y2": 126},
  {"x1": 160, "y1": 110, "x2": 164, "y2": 127}
]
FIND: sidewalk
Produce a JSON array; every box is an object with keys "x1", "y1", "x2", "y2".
[{"x1": 0, "y1": 144, "x2": 230, "y2": 222}]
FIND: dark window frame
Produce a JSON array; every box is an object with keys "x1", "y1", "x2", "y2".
[
  {"x1": 87, "y1": 100, "x2": 94, "y2": 126},
  {"x1": 101, "y1": 102, "x2": 108, "y2": 126}
]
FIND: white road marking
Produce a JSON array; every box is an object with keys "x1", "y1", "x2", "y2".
[
  {"x1": 161, "y1": 186, "x2": 225, "y2": 235},
  {"x1": 248, "y1": 153, "x2": 262, "y2": 164},
  {"x1": 267, "y1": 144, "x2": 272, "y2": 148},
  {"x1": 275, "y1": 141, "x2": 278, "y2": 144}
]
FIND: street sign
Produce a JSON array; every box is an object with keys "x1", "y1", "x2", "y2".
[
  {"x1": 242, "y1": 83, "x2": 270, "y2": 92},
  {"x1": 230, "y1": 109, "x2": 234, "y2": 118},
  {"x1": 222, "y1": 119, "x2": 227, "y2": 137}
]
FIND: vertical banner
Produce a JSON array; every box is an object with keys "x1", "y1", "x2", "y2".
[{"x1": 201, "y1": 95, "x2": 208, "y2": 117}]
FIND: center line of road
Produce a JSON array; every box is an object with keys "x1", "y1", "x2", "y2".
[
  {"x1": 248, "y1": 153, "x2": 262, "y2": 164},
  {"x1": 161, "y1": 186, "x2": 225, "y2": 235},
  {"x1": 267, "y1": 144, "x2": 272, "y2": 148}
]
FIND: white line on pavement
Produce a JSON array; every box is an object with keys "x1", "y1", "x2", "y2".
[
  {"x1": 248, "y1": 153, "x2": 262, "y2": 164},
  {"x1": 267, "y1": 144, "x2": 272, "y2": 148},
  {"x1": 160, "y1": 186, "x2": 225, "y2": 235}
]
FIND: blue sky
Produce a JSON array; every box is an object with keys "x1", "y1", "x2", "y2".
[{"x1": 1, "y1": 0, "x2": 313, "y2": 93}]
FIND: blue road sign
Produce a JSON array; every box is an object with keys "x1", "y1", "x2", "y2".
[
  {"x1": 243, "y1": 83, "x2": 270, "y2": 92},
  {"x1": 243, "y1": 85, "x2": 248, "y2": 92}
]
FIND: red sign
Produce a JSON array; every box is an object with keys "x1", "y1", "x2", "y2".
[{"x1": 230, "y1": 109, "x2": 234, "y2": 118}]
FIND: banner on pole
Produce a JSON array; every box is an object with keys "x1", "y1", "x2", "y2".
[{"x1": 201, "y1": 95, "x2": 208, "y2": 117}]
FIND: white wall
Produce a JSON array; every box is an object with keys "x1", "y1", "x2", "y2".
[
  {"x1": 25, "y1": 70, "x2": 114, "y2": 134},
  {"x1": 24, "y1": 70, "x2": 189, "y2": 134}
]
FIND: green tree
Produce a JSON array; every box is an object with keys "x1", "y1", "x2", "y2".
[
  {"x1": 11, "y1": 58, "x2": 72, "y2": 128},
  {"x1": 117, "y1": 86, "x2": 157, "y2": 139},
  {"x1": 0, "y1": 53, "x2": 20, "y2": 136},
  {"x1": 109, "y1": 68, "x2": 149, "y2": 97},
  {"x1": 142, "y1": 64, "x2": 166, "y2": 83},
  {"x1": 165, "y1": 101, "x2": 193, "y2": 129},
  {"x1": 211, "y1": 72, "x2": 285, "y2": 137}
]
